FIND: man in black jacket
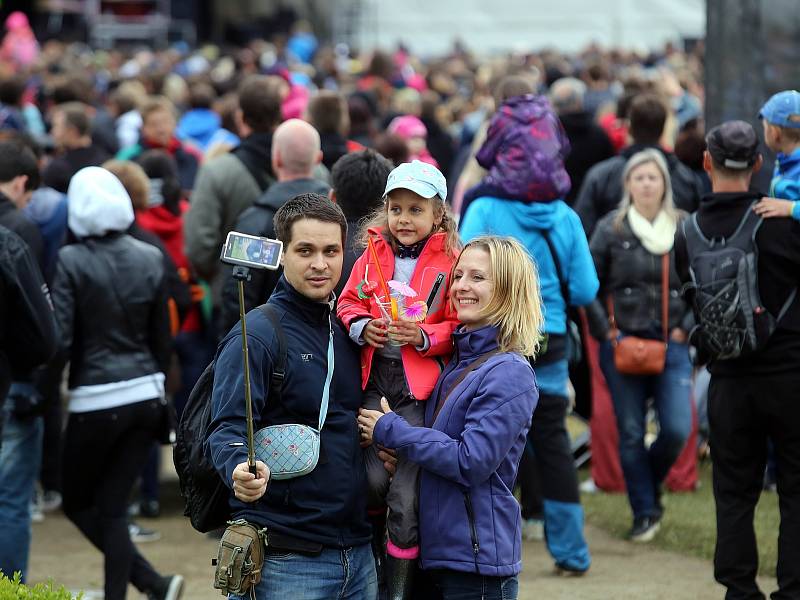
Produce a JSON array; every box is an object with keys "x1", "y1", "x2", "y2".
[
  {"x1": 220, "y1": 119, "x2": 330, "y2": 332},
  {"x1": 575, "y1": 94, "x2": 704, "y2": 237},
  {"x1": 674, "y1": 121, "x2": 800, "y2": 599},
  {"x1": 0, "y1": 141, "x2": 43, "y2": 268},
  {"x1": 207, "y1": 193, "x2": 375, "y2": 600}
]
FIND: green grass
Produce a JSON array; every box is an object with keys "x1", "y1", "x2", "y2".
[{"x1": 580, "y1": 462, "x2": 780, "y2": 576}]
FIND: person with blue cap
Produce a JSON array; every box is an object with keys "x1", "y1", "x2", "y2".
[
  {"x1": 338, "y1": 159, "x2": 461, "y2": 599},
  {"x1": 754, "y1": 90, "x2": 800, "y2": 221}
]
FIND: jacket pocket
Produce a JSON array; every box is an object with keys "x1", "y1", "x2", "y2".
[{"x1": 462, "y1": 490, "x2": 480, "y2": 574}]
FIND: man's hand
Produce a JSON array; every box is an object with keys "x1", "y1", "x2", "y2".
[
  {"x1": 363, "y1": 319, "x2": 389, "y2": 348},
  {"x1": 388, "y1": 320, "x2": 423, "y2": 346},
  {"x1": 377, "y1": 447, "x2": 398, "y2": 476},
  {"x1": 358, "y1": 397, "x2": 393, "y2": 443},
  {"x1": 754, "y1": 197, "x2": 793, "y2": 219},
  {"x1": 232, "y1": 460, "x2": 270, "y2": 503}
]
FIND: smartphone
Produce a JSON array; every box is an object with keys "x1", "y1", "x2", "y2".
[{"x1": 220, "y1": 231, "x2": 282, "y2": 270}]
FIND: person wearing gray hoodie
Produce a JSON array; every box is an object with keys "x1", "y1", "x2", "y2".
[{"x1": 51, "y1": 166, "x2": 183, "y2": 600}]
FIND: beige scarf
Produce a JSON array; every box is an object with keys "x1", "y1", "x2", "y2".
[{"x1": 627, "y1": 206, "x2": 677, "y2": 255}]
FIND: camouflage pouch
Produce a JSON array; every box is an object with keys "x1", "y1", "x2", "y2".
[{"x1": 212, "y1": 519, "x2": 265, "y2": 597}]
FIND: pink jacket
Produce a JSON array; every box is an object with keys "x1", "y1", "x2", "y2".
[{"x1": 337, "y1": 229, "x2": 459, "y2": 400}]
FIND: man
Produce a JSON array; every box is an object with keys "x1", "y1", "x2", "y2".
[
  {"x1": 574, "y1": 93, "x2": 704, "y2": 236},
  {"x1": 116, "y1": 96, "x2": 201, "y2": 193},
  {"x1": 329, "y1": 149, "x2": 393, "y2": 296},
  {"x1": 306, "y1": 90, "x2": 350, "y2": 171},
  {"x1": 184, "y1": 75, "x2": 283, "y2": 312},
  {"x1": 219, "y1": 118, "x2": 330, "y2": 332},
  {"x1": 0, "y1": 140, "x2": 42, "y2": 266},
  {"x1": 42, "y1": 102, "x2": 110, "y2": 194},
  {"x1": 207, "y1": 193, "x2": 375, "y2": 599},
  {"x1": 550, "y1": 77, "x2": 616, "y2": 206},
  {"x1": 674, "y1": 121, "x2": 800, "y2": 599}
]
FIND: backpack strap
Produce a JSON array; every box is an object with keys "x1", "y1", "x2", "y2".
[{"x1": 257, "y1": 304, "x2": 286, "y2": 404}]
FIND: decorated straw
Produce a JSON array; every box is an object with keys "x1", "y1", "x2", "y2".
[{"x1": 367, "y1": 236, "x2": 397, "y2": 318}]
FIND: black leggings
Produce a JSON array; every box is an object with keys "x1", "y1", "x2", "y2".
[{"x1": 62, "y1": 398, "x2": 164, "y2": 600}]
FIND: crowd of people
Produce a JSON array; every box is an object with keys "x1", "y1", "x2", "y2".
[{"x1": 1, "y1": 10, "x2": 799, "y2": 600}]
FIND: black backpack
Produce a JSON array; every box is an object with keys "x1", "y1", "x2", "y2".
[
  {"x1": 682, "y1": 202, "x2": 797, "y2": 361},
  {"x1": 173, "y1": 304, "x2": 286, "y2": 533}
]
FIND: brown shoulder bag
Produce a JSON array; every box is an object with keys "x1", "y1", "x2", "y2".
[{"x1": 607, "y1": 253, "x2": 669, "y2": 376}]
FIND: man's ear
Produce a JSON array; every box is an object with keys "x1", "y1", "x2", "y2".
[
  {"x1": 702, "y1": 150, "x2": 712, "y2": 175},
  {"x1": 753, "y1": 154, "x2": 763, "y2": 174},
  {"x1": 314, "y1": 150, "x2": 323, "y2": 166},
  {"x1": 329, "y1": 189, "x2": 337, "y2": 203}
]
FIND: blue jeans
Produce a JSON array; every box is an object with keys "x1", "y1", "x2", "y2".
[
  {"x1": 599, "y1": 340, "x2": 692, "y2": 519},
  {"x1": 229, "y1": 543, "x2": 377, "y2": 600},
  {"x1": 427, "y1": 569, "x2": 518, "y2": 600},
  {"x1": 0, "y1": 408, "x2": 43, "y2": 582}
]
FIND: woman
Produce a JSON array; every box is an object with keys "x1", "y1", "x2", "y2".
[
  {"x1": 51, "y1": 166, "x2": 183, "y2": 600},
  {"x1": 588, "y1": 149, "x2": 693, "y2": 543},
  {"x1": 359, "y1": 236, "x2": 543, "y2": 600}
]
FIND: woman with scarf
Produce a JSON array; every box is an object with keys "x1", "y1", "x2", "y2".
[{"x1": 588, "y1": 149, "x2": 694, "y2": 544}]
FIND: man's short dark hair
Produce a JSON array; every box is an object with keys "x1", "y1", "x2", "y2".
[
  {"x1": 238, "y1": 75, "x2": 282, "y2": 133},
  {"x1": 0, "y1": 76, "x2": 25, "y2": 106},
  {"x1": 0, "y1": 141, "x2": 40, "y2": 190},
  {"x1": 274, "y1": 193, "x2": 347, "y2": 246},
  {"x1": 629, "y1": 94, "x2": 667, "y2": 144},
  {"x1": 331, "y1": 150, "x2": 392, "y2": 222},
  {"x1": 57, "y1": 102, "x2": 91, "y2": 137},
  {"x1": 307, "y1": 91, "x2": 347, "y2": 136},
  {"x1": 188, "y1": 82, "x2": 216, "y2": 110}
]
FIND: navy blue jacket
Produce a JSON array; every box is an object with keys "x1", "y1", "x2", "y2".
[
  {"x1": 206, "y1": 277, "x2": 371, "y2": 547},
  {"x1": 374, "y1": 324, "x2": 538, "y2": 576}
]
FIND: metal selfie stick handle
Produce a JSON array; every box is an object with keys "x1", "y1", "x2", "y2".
[{"x1": 233, "y1": 266, "x2": 258, "y2": 477}]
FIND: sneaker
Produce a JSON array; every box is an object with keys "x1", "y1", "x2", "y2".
[
  {"x1": 30, "y1": 501, "x2": 45, "y2": 523},
  {"x1": 628, "y1": 516, "x2": 661, "y2": 543},
  {"x1": 40, "y1": 490, "x2": 62, "y2": 512},
  {"x1": 522, "y1": 518, "x2": 545, "y2": 542},
  {"x1": 129, "y1": 522, "x2": 161, "y2": 543},
  {"x1": 146, "y1": 574, "x2": 184, "y2": 600},
  {"x1": 130, "y1": 499, "x2": 161, "y2": 519},
  {"x1": 554, "y1": 562, "x2": 589, "y2": 577},
  {"x1": 579, "y1": 478, "x2": 597, "y2": 494}
]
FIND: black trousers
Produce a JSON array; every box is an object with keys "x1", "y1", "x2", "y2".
[
  {"x1": 709, "y1": 374, "x2": 800, "y2": 600},
  {"x1": 518, "y1": 392, "x2": 581, "y2": 516},
  {"x1": 62, "y1": 398, "x2": 164, "y2": 600}
]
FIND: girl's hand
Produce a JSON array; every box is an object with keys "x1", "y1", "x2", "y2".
[
  {"x1": 388, "y1": 320, "x2": 423, "y2": 346},
  {"x1": 358, "y1": 397, "x2": 393, "y2": 443},
  {"x1": 363, "y1": 319, "x2": 389, "y2": 348},
  {"x1": 754, "y1": 197, "x2": 793, "y2": 218}
]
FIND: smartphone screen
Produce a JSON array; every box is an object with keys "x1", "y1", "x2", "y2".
[{"x1": 220, "y1": 231, "x2": 283, "y2": 270}]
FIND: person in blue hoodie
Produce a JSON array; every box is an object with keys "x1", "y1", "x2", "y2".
[
  {"x1": 175, "y1": 82, "x2": 239, "y2": 154},
  {"x1": 359, "y1": 236, "x2": 542, "y2": 599},
  {"x1": 459, "y1": 188, "x2": 598, "y2": 575}
]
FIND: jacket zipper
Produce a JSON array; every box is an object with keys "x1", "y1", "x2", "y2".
[{"x1": 462, "y1": 490, "x2": 480, "y2": 574}]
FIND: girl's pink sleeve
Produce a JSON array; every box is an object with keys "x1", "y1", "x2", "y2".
[{"x1": 336, "y1": 250, "x2": 373, "y2": 329}]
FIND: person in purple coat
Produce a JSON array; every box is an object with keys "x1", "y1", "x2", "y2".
[{"x1": 359, "y1": 235, "x2": 543, "y2": 600}]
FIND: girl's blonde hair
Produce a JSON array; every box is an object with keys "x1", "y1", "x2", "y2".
[
  {"x1": 455, "y1": 236, "x2": 544, "y2": 357},
  {"x1": 357, "y1": 191, "x2": 461, "y2": 256},
  {"x1": 613, "y1": 149, "x2": 678, "y2": 231}
]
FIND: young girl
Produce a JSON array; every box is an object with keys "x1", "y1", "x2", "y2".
[{"x1": 337, "y1": 159, "x2": 460, "y2": 598}]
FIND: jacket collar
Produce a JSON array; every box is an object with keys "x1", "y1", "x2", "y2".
[
  {"x1": 269, "y1": 275, "x2": 333, "y2": 324},
  {"x1": 699, "y1": 190, "x2": 762, "y2": 215},
  {"x1": 453, "y1": 324, "x2": 501, "y2": 362}
]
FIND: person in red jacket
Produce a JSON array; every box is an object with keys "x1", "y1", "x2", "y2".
[{"x1": 337, "y1": 160, "x2": 460, "y2": 599}]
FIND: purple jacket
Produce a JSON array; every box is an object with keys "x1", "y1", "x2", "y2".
[
  {"x1": 373, "y1": 324, "x2": 538, "y2": 576},
  {"x1": 476, "y1": 94, "x2": 571, "y2": 201}
]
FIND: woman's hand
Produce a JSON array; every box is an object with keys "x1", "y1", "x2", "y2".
[
  {"x1": 358, "y1": 397, "x2": 393, "y2": 443},
  {"x1": 363, "y1": 319, "x2": 389, "y2": 348},
  {"x1": 388, "y1": 320, "x2": 424, "y2": 346},
  {"x1": 670, "y1": 328, "x2": 688, "y2": 343},
  {"x1": 231, "y1": 460, "x2": 270, "y2": 503},
  {"x1": 754, "y1": 197, "x2": 794, "y2": 219}
]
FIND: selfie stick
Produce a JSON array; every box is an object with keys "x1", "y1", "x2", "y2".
[{"x1": 232, "y1": 265, "x2": 258, "y2": 477}]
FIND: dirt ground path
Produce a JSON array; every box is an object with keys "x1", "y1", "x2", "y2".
[{"x1": 28, "y1": 474, "x2": 777, "y2": 599}]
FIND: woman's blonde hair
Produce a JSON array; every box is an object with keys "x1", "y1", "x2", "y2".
[
  {"x1": 356, "y1": 191, "x2": 461, "y2": 256},
  {"x1": 613, "y1": 149, "x2": 678, "y2": 231},
  {"x1": 455, "y1": 236, "x2": 544, "y2": 356}
]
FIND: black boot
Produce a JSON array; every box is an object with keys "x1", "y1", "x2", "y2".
[
  {"x1": 369, "y1": 513, "x2": 387, "y2": 599},
  {"x1": 385, "y1": 556, "x2": 415, "y2": 600}
]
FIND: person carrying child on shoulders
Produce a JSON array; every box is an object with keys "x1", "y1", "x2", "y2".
[{"x1": 337, "y1": 159, "x2": 460, "y2": 599}]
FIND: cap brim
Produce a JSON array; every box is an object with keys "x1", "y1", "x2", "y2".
[{"x1": 384, "y1": 180, "x2": 441, "y2": 199}]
